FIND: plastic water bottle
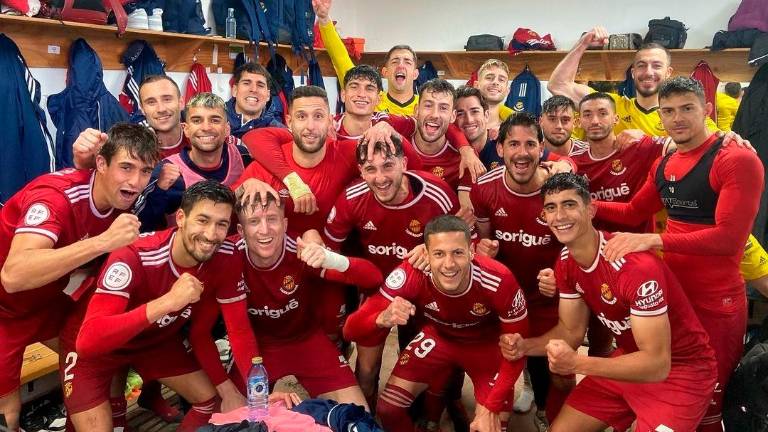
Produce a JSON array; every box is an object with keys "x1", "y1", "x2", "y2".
[
  {"x1": 225, "y1": 8, "x2": 237, "y2": 39},
  {"x1": 247, "y1": 356, "x2": 269, "y2": 422}
]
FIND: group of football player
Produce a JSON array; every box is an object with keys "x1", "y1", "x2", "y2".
[{"x1": 0, "y1": 1, "x2": 763, "y2": 430}]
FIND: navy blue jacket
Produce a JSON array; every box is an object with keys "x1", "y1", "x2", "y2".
[
  {"x1": 48, "y1": 39, "x2": 128, "y2": 169},
  {"x1": 225, "y1": 97, "x2": 285, "y2": 138},
  {"x1": 0, "y1": 34, "x2": 55, "y2": 203}
]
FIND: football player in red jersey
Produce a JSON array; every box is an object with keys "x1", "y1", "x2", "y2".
[
  {"x1": 208, "y1": 192, "x2": 378, "y2": 409},
  {"x1": 594, "y1": 77, "x2": 764, "y2": 431},
  {"x1": 469, "y1": 113, "x2": 573, "y2": 423},
  {"x1": 344, "y1": 215, "x2": 529, "y2": 432},
  {"x1": 571, "y1": 92, "x2": 671, "y2": 234},
  {"x1": 68, "y1": 181, "x2": 248, "y2": 431},
  {"x1": 501, "y1": 172, "x2": 717, "y2": 431},
  {"x1": 0, "y1": 123, "x2": 158, "y2": 432},
  {"x1": 324, "y1": 135, "x2": 461, "y2": 411},
  {"x1": 539, "y1": 96, "x2": 587, "y2": 157},
  {"x1": 74, "y1": 76, "x2": 188, "y2": 169}
]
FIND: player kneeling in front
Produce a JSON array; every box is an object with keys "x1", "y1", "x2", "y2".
[
  {"x1": 344, "y1": 215, "x2": 529, "y2": 432},
  {"x1": 501, "y1": 173, "x2": 717, "y2": 432}
]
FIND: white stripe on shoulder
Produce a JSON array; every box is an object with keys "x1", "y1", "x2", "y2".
[
  {"x1": 423, "y1": 186, "x2": 452, "y2": 213},
  {"x1": 64, "y1": 184, "x2": 89, "y2": 196},
  {"x1": 286, "y1": 237, "x2": 297, "y2": 252},
  {"x1": 141, "y1": 256, "x2": 170, "y2": 267},
  {"x1": 476, "y1": 166, "x2": 505, "y2": 184},
  {"x1": 346, "y1": 183, "x2": 370, "y2": 200}
]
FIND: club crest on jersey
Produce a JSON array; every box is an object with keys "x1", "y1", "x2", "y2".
[
  {"x1": 470, "y1": 302, "x2": 490, "y2": 317},
  {"x1": 24, "y1": 203, "x2": 50, "y2": 226},
  {"x1": 431, "y1": 166, "x2": 445, "y2": 179},
  {"x1": 278, "y1": 188, "x2": 290, "y2": 198},
  {"x1": 386, "y1": 268, "x2": 407, "y2": 289},
  {"x1": 610, "y1": 159, "x2": 626, "y2": 176},
  {"x1": 536, "y1": 210, "x2": 548, "y2": 226},
  {"x1": 63, "y1": 381, "x2": 73, "y2": 398},
  {"x1": 280, "y1": 275, "x2": 299, "y2": 295},
  {"x1": 406, "y1": 219, "x2": 423, "y2": 238},
  {"x1": 102, "y1": 262, "x2": 132, "y2": 291},
  {"x1": 600, "y1": 283, "x2": 617, "y2": 305},
  {"x1": 398, "y1": 352, "x2": 410, "y2": 365},
  {"x1": 655, "y1": 121, "x2": 666, "y2": 132},
  {"x1": 514, "y1": 101, "x2": 525, "y2": 112},
  {"x1": 511, "y1": 290, "x2": 527, "y2": 316}
]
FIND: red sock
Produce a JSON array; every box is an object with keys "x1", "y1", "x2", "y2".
[
  {"x1": 177, "y1": 397, "x2": 217, "y2": 432},
  {"x1": 110, "y1": 397, "x2": 127, "y2": 430},
  {"x1": 138, "y1": 381, "x2": 182, "y2": 423},
  {"x1": 377, "y1": 383, "x2": 416, "y2": 431}
]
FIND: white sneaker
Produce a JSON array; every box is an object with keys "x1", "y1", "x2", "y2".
[
  {"x1": 148, "y1": 8, "x2": 163, "y2": 31},
  {"x1": 513, "y1": 371, "x2": 535, "y2": 413},
  {"x1": 127, "y1": 8, "x2": 149, "y2": 30}
]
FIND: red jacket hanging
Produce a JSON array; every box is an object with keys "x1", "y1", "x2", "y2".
[
  {"x1": 184, "y1": 62, "x2": 212, "y2": 104},
  {"x1": 691, "y1": 60, "x2": 719, "y2": 123}
]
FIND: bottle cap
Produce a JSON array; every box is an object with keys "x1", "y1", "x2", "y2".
[{"x1": 251, "y1": 356, "x2": 263, "y2": 364}]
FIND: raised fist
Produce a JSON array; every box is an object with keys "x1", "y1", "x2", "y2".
[
  {"x1": 376, "y1": 296, "x2": 415, "y2": 328},
  {"x1": 165, "y1": 273, "x2": 204, "y2": 312},
  {"x1": 157, "y1": 163, "x2": 182, "y2": 191},
  {"x1": 98, "y1": 213, "x2": 140, "y2": 253}
]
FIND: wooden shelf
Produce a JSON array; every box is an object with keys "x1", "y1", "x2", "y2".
[
  {"x1": 360, "y1": 48, "x2": 756, "y2": 82},
  {"x1": 0, "y1": 14, "x2": 336, "y2": 74},
  {"x1": 0, "y1": 15, "x2": 756, "y2": 81}
]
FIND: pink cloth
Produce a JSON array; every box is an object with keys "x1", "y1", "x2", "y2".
[{"x1": 209, "y1": 402, "x2": 332, "y2": 432}]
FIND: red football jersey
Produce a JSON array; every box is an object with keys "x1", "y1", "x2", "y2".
[
  {"x1": 379, "y1": 255, "x2": 528, "y2": 343},
  {"x1": 570, "y1": 138, "x2": 662, "y2": 233},
  {"x1": 334, "y1": 112, "x2": 416, "y2": 140},
  {"x1": 158, "y1": 133, "x2": 190, "y2": 159},
  {"x1": 235, "y1": 235, "x2": 321, "y2": 344},
  {"x1": 0, "y1": 169, "x2": 120, "y2": 319},
  {"x1": 470, "y1": 167, "x2": 560, "y2": 314},
  {"x1": 409, "y1": 133, "x2": 463, "y2": 190},
  {"x1": 556, "y1": 231, "x2": 713, "y2": 364},
  {"x1": 324, "y1": 171, "x2": 458, "y2": 273},
  {"x1": 233, "y1": 139, "x2": 359, "y2": 237},
  {"x1": 93, "y1": 229, "x2": 242, "y2": 352}
]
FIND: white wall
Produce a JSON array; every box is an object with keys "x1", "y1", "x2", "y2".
[{"x1": 326, "y1": 0, "x2": 742, "y2": 51}]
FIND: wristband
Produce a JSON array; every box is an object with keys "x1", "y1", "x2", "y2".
[
  {"x1": 323, "y1": 249, "x2": 350, "y2": 272},
  {"x1": 282, "y1": 172, "x2": 312, "y2": 200}
]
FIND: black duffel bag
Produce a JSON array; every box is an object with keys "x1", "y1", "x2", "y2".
[
  {"x1": 644, "y1": 16, "x2": 688, "y2": 49},
  {"x1": 465, "y1": 34, "x2": 504, "y2": 51}
]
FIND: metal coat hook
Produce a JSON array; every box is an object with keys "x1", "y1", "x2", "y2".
[{"x1": 192, "y1": 48, "x2": 201, "y2": 63}]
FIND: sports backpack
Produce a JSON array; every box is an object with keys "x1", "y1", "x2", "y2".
[{"x1": 644, "y1": 17, "x2": 688, "y2": 49}]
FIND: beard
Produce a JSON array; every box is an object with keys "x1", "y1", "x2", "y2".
[{"x1": 292, "y1": 131, "x2": 327, "y2": 154}]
